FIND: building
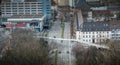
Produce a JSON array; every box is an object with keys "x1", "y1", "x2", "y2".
[
  {"x1": 74, "y1": 0, "x2": 120, "y2": 23},
  {"x1": 110, "y1": 20, "x2": 120, "y2": 40},
  {"x1": 86, "y1": 0, "x2": 120, "y2": 6},
  {"x1": 55, "y1": 0, "x2": 69, "y2": 6},
  {"x1": 83, "y1": 6, "x2": 120, "y2": 22},
  {"x1": 76, "y1": 22, "x2": 111, "y2": 43},
  {"x1": 75, "y1": 0, "x2": 120, "y2": 43},
  {"x1": 6, "y1": 14, "x2": 45, "y2": 31},
  {"x1": 1, "y1": 0, "x2": 52, "y2": 31},
  {"x1": 74, "y1": 0, "x2": 91, "y2": 29},
  {"x1": 100, "y1": 0, "x2": 120, "y2": 6},
  {"x1": 111, "y1": 28, "x2": 120, "y2": 40},
  {"x1": 86, "y1": 0, "x2": 102, "y2": 6},
  {"x1": 1, "y1": 0, "x2": 51, "y2": 17}
]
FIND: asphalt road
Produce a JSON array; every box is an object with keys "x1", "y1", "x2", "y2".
[{"x1": 47, "y1": 20, "x2": 75, "y2": 65}]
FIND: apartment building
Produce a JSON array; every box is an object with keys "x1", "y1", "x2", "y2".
[
  {"x1": 76, "y1": 22, "x2": 111, "y2": 43},
  {"x1": 75, "y1": 0, "x2": 120, "y2": 43},
  {"x1": 1, "y1": 0, "x2": 52, "y2": 31},
  {"x1": 1, "y1": 0, "x2": 51, "y2": 17},
  {"x1": 110, "y1": 20, "x2": 120, "y2": 40}
]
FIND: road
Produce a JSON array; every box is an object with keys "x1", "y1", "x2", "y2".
[
  {"x1": 39, "y1": 9, "x2": 108, "y2": 65},
  {"x1": 46, "y1": 19, "x2": 75, "y2": 65}
]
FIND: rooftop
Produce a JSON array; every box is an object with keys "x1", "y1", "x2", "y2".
[
  {"x1": 80, "y1": 22, "x2": 110, "y2": 31},
  {"x1": 108, "y1": 6, "x2": 120, "y2": 10},
  {"x1": 2, "y1": 0, "x2": 37, "y2": 2},
  {"x1": 11, "y1": 14, "x2": 44, "y2": 18},
  {"x1": 75, "y1": 0, "x2": 91, "y2": 9},
  {"x1": 8, "y1": 14, "x2": 45, "y2": 22},
  {"x1": 110, "y1": 20, "x2": 120, "y2": 29}
]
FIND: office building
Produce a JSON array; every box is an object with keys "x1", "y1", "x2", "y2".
[{"x1": 1, "y1": 0, "x2": 52, "y2": 31}]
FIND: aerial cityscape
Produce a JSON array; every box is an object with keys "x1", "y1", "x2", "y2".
[{"x1": 0, "y1": 0, "x2": 120, "y2": 65}]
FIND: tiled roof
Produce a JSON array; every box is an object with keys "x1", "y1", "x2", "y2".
[
  {"x1": 108, "y1": 6, "x2": 120, "y2": 10},
  {"x1": 110, "y1": 20, "x2": 120, "y2": 29},
  {"x1": 75, "y1": 0, "x2": 91, "y2": 8},
  {"x1": 81, "y1": 22, "x2": 110, "y2": 31}
]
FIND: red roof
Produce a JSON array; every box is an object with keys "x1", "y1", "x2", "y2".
[
  {"x1": 6, "y1": 24, "x2": 26, "y2": 28},
  {"x1": 15, "y1": 24, "x2": 26, "y2": 27}
]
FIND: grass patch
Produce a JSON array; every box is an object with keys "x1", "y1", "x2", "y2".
[
  {"x1": 45, "y1": 32, "x2": 49, "y2": 37},
  {"x1": 61, "y1": 23, "x2": 65, "y2": 42}
]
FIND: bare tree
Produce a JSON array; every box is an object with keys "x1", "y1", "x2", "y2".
[
  {"x1": 0, "y1": 31, "x2": 8, "y2": 56},
  {"x1": 0, "y1": 29, "x2": 50, "y2": 65},
  {"x1": 103, "y1": 40, "x2": 120, "y2": 65},
  {"x1": 72, "y1": 40, "x2": 120, "y2": 65}
]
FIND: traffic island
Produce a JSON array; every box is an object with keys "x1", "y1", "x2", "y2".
[{"x1": 61, "y1": 22, "x2": 65, "y2": 43}]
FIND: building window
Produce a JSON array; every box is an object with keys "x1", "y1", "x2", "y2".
[
  {"x1": 13, "y1": 10, "x2": 17, "y2": 12},
  {"x1": 25, "y1": 4, "x2": 30, "y2": 7},
  {"x1": 6, "y1": 10, "x2": 11, "y2": 12},
  {"x1": 86, "y1": 39, "x2": 88, "y2": 42},
  {"x1": 31, "y1": 2, "x2": 37, "y2": 4},
  {"x1": 112, "y1": 34, "x2": 115, "y2": 36},
  {"x1": 6, "y1": 13, "x2": 11, "y2": 14},
  {"x1": 31, "y1": 5, "x2": 36, "y2": 7},
  {"x1": 31, "y1": 8, "x2": 36, "y2": 9},
  {"x1": 19, "y1": 8, "x2": 23, "y2": 9},
  {"x1": 89, "y1": 32, "x2": 91, "y2": 34},
  {"x1": 13, "y1": 12, "x2": 17, "y2": 14},
  {"x1": 12, "y1": 8, "x2": 17, "y2": 9},
  {"x1": 19, "y1": 4, "x2": 24, "y2": 7},
  {"x1": 89, "y1": 39, "x2": 91, "y2": 42},
  {"x1": 38, "y1": 3, "x2": 42, "y2": 4},
  {"x1": 19, "y1": 3, "x2": 23, "y2": 5},
  {"x1": 92, "y1": 39, "x2": 95, "y2": 43},
  {"x1": 89, "y1": 35, "x2": 91, "y2": 38},
  {"x1": 102, "y1": 35, "x2": 104, "y2": 37},
  {"x1": 83, "y1": 39, "x2": 85, "y2": 41},
  {"x1": 83, "y1": 36, "x2": 85, "y2": 38},
  {"x1": 25, "y1": 10, "x2": 30, "y2": 12},
  {"x1": 38, "y1": 5, "x2": 42, "y2": 7},
  {"x1": 83, "y1": 32, "x2": 84, "y2": 34}
]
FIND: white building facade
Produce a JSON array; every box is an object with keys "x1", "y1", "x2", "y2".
[
  {"x1": 111, "y1": 28, "x2": 120, "y2": 40},
  {"x1": 76, "y1": 31, "x2": 111, "y2": 43},
  {"x1": 76, "y1": 22, "x2": 111, "y2": 43}
]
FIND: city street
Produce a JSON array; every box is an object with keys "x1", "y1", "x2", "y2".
[{"x1": 47, "y1": 19, "x2": 75, "y2": 65}]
